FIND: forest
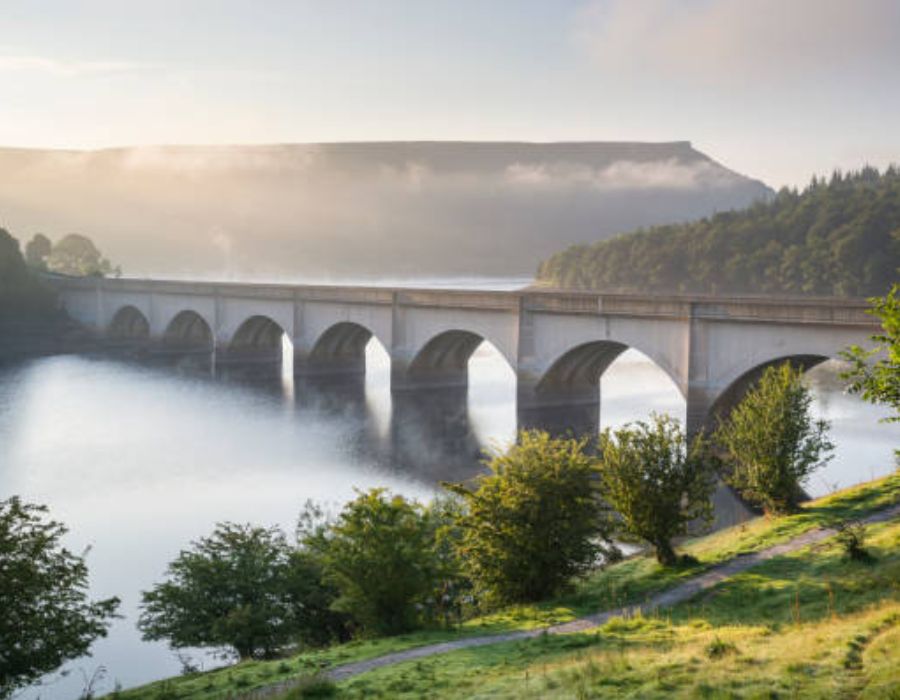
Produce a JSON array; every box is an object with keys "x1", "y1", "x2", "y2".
[{"x1": 537, "y1": 167, "x2": 900, "y2": 297}]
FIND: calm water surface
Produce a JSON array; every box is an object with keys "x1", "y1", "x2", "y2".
[{"x1": 1, "y1": 336, "x2": 896, "y2": 698}]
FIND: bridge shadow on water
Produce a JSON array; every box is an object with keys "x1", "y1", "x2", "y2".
[{"x1": 101, "y1": 347, "x2": 754, "y2": 528}]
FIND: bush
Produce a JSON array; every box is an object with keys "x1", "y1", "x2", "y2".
[
  {"x1": 139, "y1": 523, "x2": 343, "y2": 660},
  {"x1": 834, "y1": 519, "x2": 872, "y2": 562},
  {"x1": 596, "y1": 414, "x2": 715, "y2": 566},
  {"x1": 714, "y1": 363, "x2": 834, "y2": 515},
  {"x1": 447, "y1": 430, "x2": 613, "y2": 605},
  {"x1": 320, "y1": 489, "x2": 440, "y2": 635}
]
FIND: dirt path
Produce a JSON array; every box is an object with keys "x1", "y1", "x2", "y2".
[{"x1": 325, "y1": 503, "x2": 900, "y2": 682}]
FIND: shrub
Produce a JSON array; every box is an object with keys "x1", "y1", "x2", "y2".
[
  {"x1": 596, "y1": 414, "x2": 715, "y2": 566},
  {"x1": 139, "y1": 523, "x2": 343, "y2": 660},
  {"x1": 320, "y1": 489, "x2": 440, "y2": 635},
  {"x1": 447, "y1": 430, "x2": 613, "y2": 604},
  {"x1": 834, "y1": 519, "x2": 872, "y2": 562},
  {"x1": 713, "y1": 363, "x2": 834, "y2": 515}
]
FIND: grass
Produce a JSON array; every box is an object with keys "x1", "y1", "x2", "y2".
[
  {"x1": 110, "y1": 472, "x2": 899, "y2": 700},
  {"x1": 329, "y1": 518, "x2": 900, "y2": 698}
]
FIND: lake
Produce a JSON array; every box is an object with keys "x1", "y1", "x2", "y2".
[{"x1": 1, "y1": 323, "x2": 897, "y2": 698}]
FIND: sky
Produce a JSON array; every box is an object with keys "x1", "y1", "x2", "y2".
[{"x1": 1, "y1": 0, "x2": 899, "y2": 188}]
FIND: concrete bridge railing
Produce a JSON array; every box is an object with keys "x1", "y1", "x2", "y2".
[{"x1": 46, "y1": 276, "x2": 880, "y2": 437}]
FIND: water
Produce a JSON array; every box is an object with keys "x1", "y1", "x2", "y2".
[{"x1": 0, "y1": 342, "x2": 896, "y2": 699}]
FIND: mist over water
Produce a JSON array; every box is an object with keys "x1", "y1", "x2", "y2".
[{"x1": 0, "y1": 340, "x2": 896, "y2": 699}]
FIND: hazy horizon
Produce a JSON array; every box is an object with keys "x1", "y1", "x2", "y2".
[{"x1": 3, "y1": 0, "x2": 899, "y2": 189}]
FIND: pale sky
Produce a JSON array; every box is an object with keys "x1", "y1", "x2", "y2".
[{"x1": 2, "y1": 0, "x2": 899, "y2": 188}]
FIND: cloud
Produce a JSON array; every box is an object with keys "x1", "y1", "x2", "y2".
[
  {"x1": 0, "y1": 53, "x2": 135, "y2": 77},
  {"x1": 574, "y1": 0, "x2": 900, "y2": 84},
  {"x1": 504, "y1": 159, "x2": 737, "y2": 190}
]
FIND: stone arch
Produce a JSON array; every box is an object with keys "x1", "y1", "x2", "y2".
[
  {"x1": 163, "y1": 310, "x2": 214, "y2": 351},
  {"x1": 223, "y1": 315, "x2": 287, "y2": 372},
  {"x1": 404, "y1": 329, "x2": 490, "y2": 388},
  {"x1": 230, "y1": 315, "x2": 285, "y2": 351},
  {"x1": 306, "y1": 321, "x2": 375, "y2": 375},
  {"x1": 704, "y1": 353, "x2": 830, "y2": 432},
  {"x1": 534, "y1": 340, "x2": 630, "y2": 404},
  {"x1": 108, "y1": 305, "x2": 150, "y2": 340}
]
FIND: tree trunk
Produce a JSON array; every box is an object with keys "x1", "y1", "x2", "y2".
[{"x1": 655, "y1": 539, "x2": 678, "y2": 566}]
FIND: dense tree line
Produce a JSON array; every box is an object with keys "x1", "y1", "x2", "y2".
[
  {"x1": 0, "y1": 228, "x2": 55, "y2": 321},
  {"x1": 537, "y1": 167, "x2": 900, "y2": 297}
]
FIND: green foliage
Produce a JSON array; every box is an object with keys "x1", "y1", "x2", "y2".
[
  {"x1": 596, "y1": 414, "x2": 715, "y2": 566},
  {"x1": 714, "y1": 363, "x2": 835, "y2": 515},
  {"x1": 835, "y1": 519, "x2": 872, "y2": 562},
  {"x1": 47, "y1": 233, "x2": 118, "y2": 277},
  {"x1": 139, "y1": 522, "x2": 343, "y2": 659},
  {"x1": 447, "y1": 431, "x2": 612, "y2": 605},
  {"x1": 321, "y1": 489, "x2": 440, "y2": 636},
  {"x1": 705, "y1": 636, "x2": 738, "y2": 659},
  {"x1": 537, "y1": 166, "x2": 900, "y2": 297},
  {"x1": 278, "y1": 675, "x2": 337, "y2": 698},
  {"x1": 0, "y1": 228, "x2": 55, "y2": 320},
  {"x1": 841, "y1": 284, "x2": 900, "y2": 426},
  {"x1": 24, "y1": 233, "x2": 51, "y2": 270},
  {"x1": 0, "y1": 497, "x2": 119, "y2": 699}
]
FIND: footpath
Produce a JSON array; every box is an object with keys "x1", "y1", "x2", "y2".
[{"x1": 326, "y1": 502, "x2": 900, "y2": 682}]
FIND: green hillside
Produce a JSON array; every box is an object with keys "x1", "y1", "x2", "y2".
[{"x1": 537, "y1": 167, "x2": 900, "y2": 298}]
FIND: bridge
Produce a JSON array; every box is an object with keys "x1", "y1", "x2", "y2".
[{"x1": 47, "y1": 276, "x2": 879, "y2": 437}]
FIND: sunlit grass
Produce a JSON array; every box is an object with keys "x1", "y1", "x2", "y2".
[{"x1": 110, "y1": 471, "x2": 899, "y2": 700}]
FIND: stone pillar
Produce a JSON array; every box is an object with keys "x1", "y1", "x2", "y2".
[{"x1": 685, "y1": 306, "x2": 715, "y2": 440}]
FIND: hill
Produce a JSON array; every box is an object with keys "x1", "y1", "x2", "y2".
[
  {"x1": 0, "y1": 142, "x2": 770, "y2": 279},
  {"x1": 537, "y1": 167, "x2": 900, "y2": 297}
]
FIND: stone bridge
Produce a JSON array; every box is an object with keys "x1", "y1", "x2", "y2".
[{"x1": 47, "y1": 276, "x2": 879, "y2": 436}]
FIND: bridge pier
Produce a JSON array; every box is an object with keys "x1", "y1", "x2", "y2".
[{"x1": 516, "y1": 376, "x2": 601, "y2": 438}]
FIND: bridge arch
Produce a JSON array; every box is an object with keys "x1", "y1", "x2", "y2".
[
  {"x1": 304, "y1": 321, "x2": 383, "y2": 376},
  {"x1": 162, "y1": 310, "x2": 214, "y2": 351},
  {"x1": 702, "y1": 353, "x2": 830, "y2": 433},
  {"x1": 108, "y1": 305, "x2": 150, "y2": 340},
  {"x1": 399, "y1": 329, "x2": 514, "y2": 390},
  {"x1": 230, "y1": 315, "x2": 285, "y2": 351}
]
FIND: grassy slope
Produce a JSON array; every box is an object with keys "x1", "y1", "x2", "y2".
[
  {"x1": 336, "y1": 518, "x2": 900, "y2": 698},
  {"x1": 113, "y1": 472, "x2": 900, "y2": 700}
]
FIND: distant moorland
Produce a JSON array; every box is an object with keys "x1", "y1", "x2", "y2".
[
  {"x1": 537, "y1": 167, "x2": 900, "y2": 298},
  {"x1": 0, "y1": 141, "x2": 770, "y2": 278}
]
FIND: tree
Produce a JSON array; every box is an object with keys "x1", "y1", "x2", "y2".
[
  {"x1": 46, "y1": 233, "x2": 116, "y2": 277},
  {"x1": 841, "y1": 285, "x2": 900, "y2": 426},
  {"x1": 139, "y1": 523, "x2": 341, "y2": 660},
  {"x1": 596, "y1": 414, "x2": 715, "y2": 566},
  {"x1": 713, "y1": 363, "x2": 834, "y2": 515},
  {"x1": 24, "y1": 234, "x2": 52, "y2": 270},
  {"x1": 320, "y1": 489, "x2": 438, "y2": 635},
  {"x1": 0, "y1": 228, "x2": 54, "y2": 319},
  {"x1": 0, "y1": 497, "x2": 119, "y2": 700},
  {"x1": 446, "y1": 431, "x2": 612, "y2": 605}
]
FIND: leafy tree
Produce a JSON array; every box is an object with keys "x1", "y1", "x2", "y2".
[
  {"x1": 446, "y1": 431, "x2": 612, "y2": 605},
  {"x1": 841, "y1": 285, "x2": 900, "y2": 427},
  {"x1": 47, "y1": 233, "x2": 117, "y2": 277},
  {"x1": 139, "y1": 523, "x2": 341, "y2": 660},
  {"x1": 0, "y1": 497, "x2": 119, "y2": 700},
  {"x1": 538, "y1": 166, "x2": 900, "y2": 298},
  {"x1": 713, "y1": 363, "x2": 834, "y2": 515},
  {"x1": 24, "y1": 233, "x2": 52, "y2": 270},
  {"x1": 320, "y1": 489, "x2": 438, "y2": 635},
  {"x1": 596, "y1": 414, "x2": 715, "y2": 566},
  {"x1": 0, "y1": 228, "x2": 55, "y2": 320}
]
